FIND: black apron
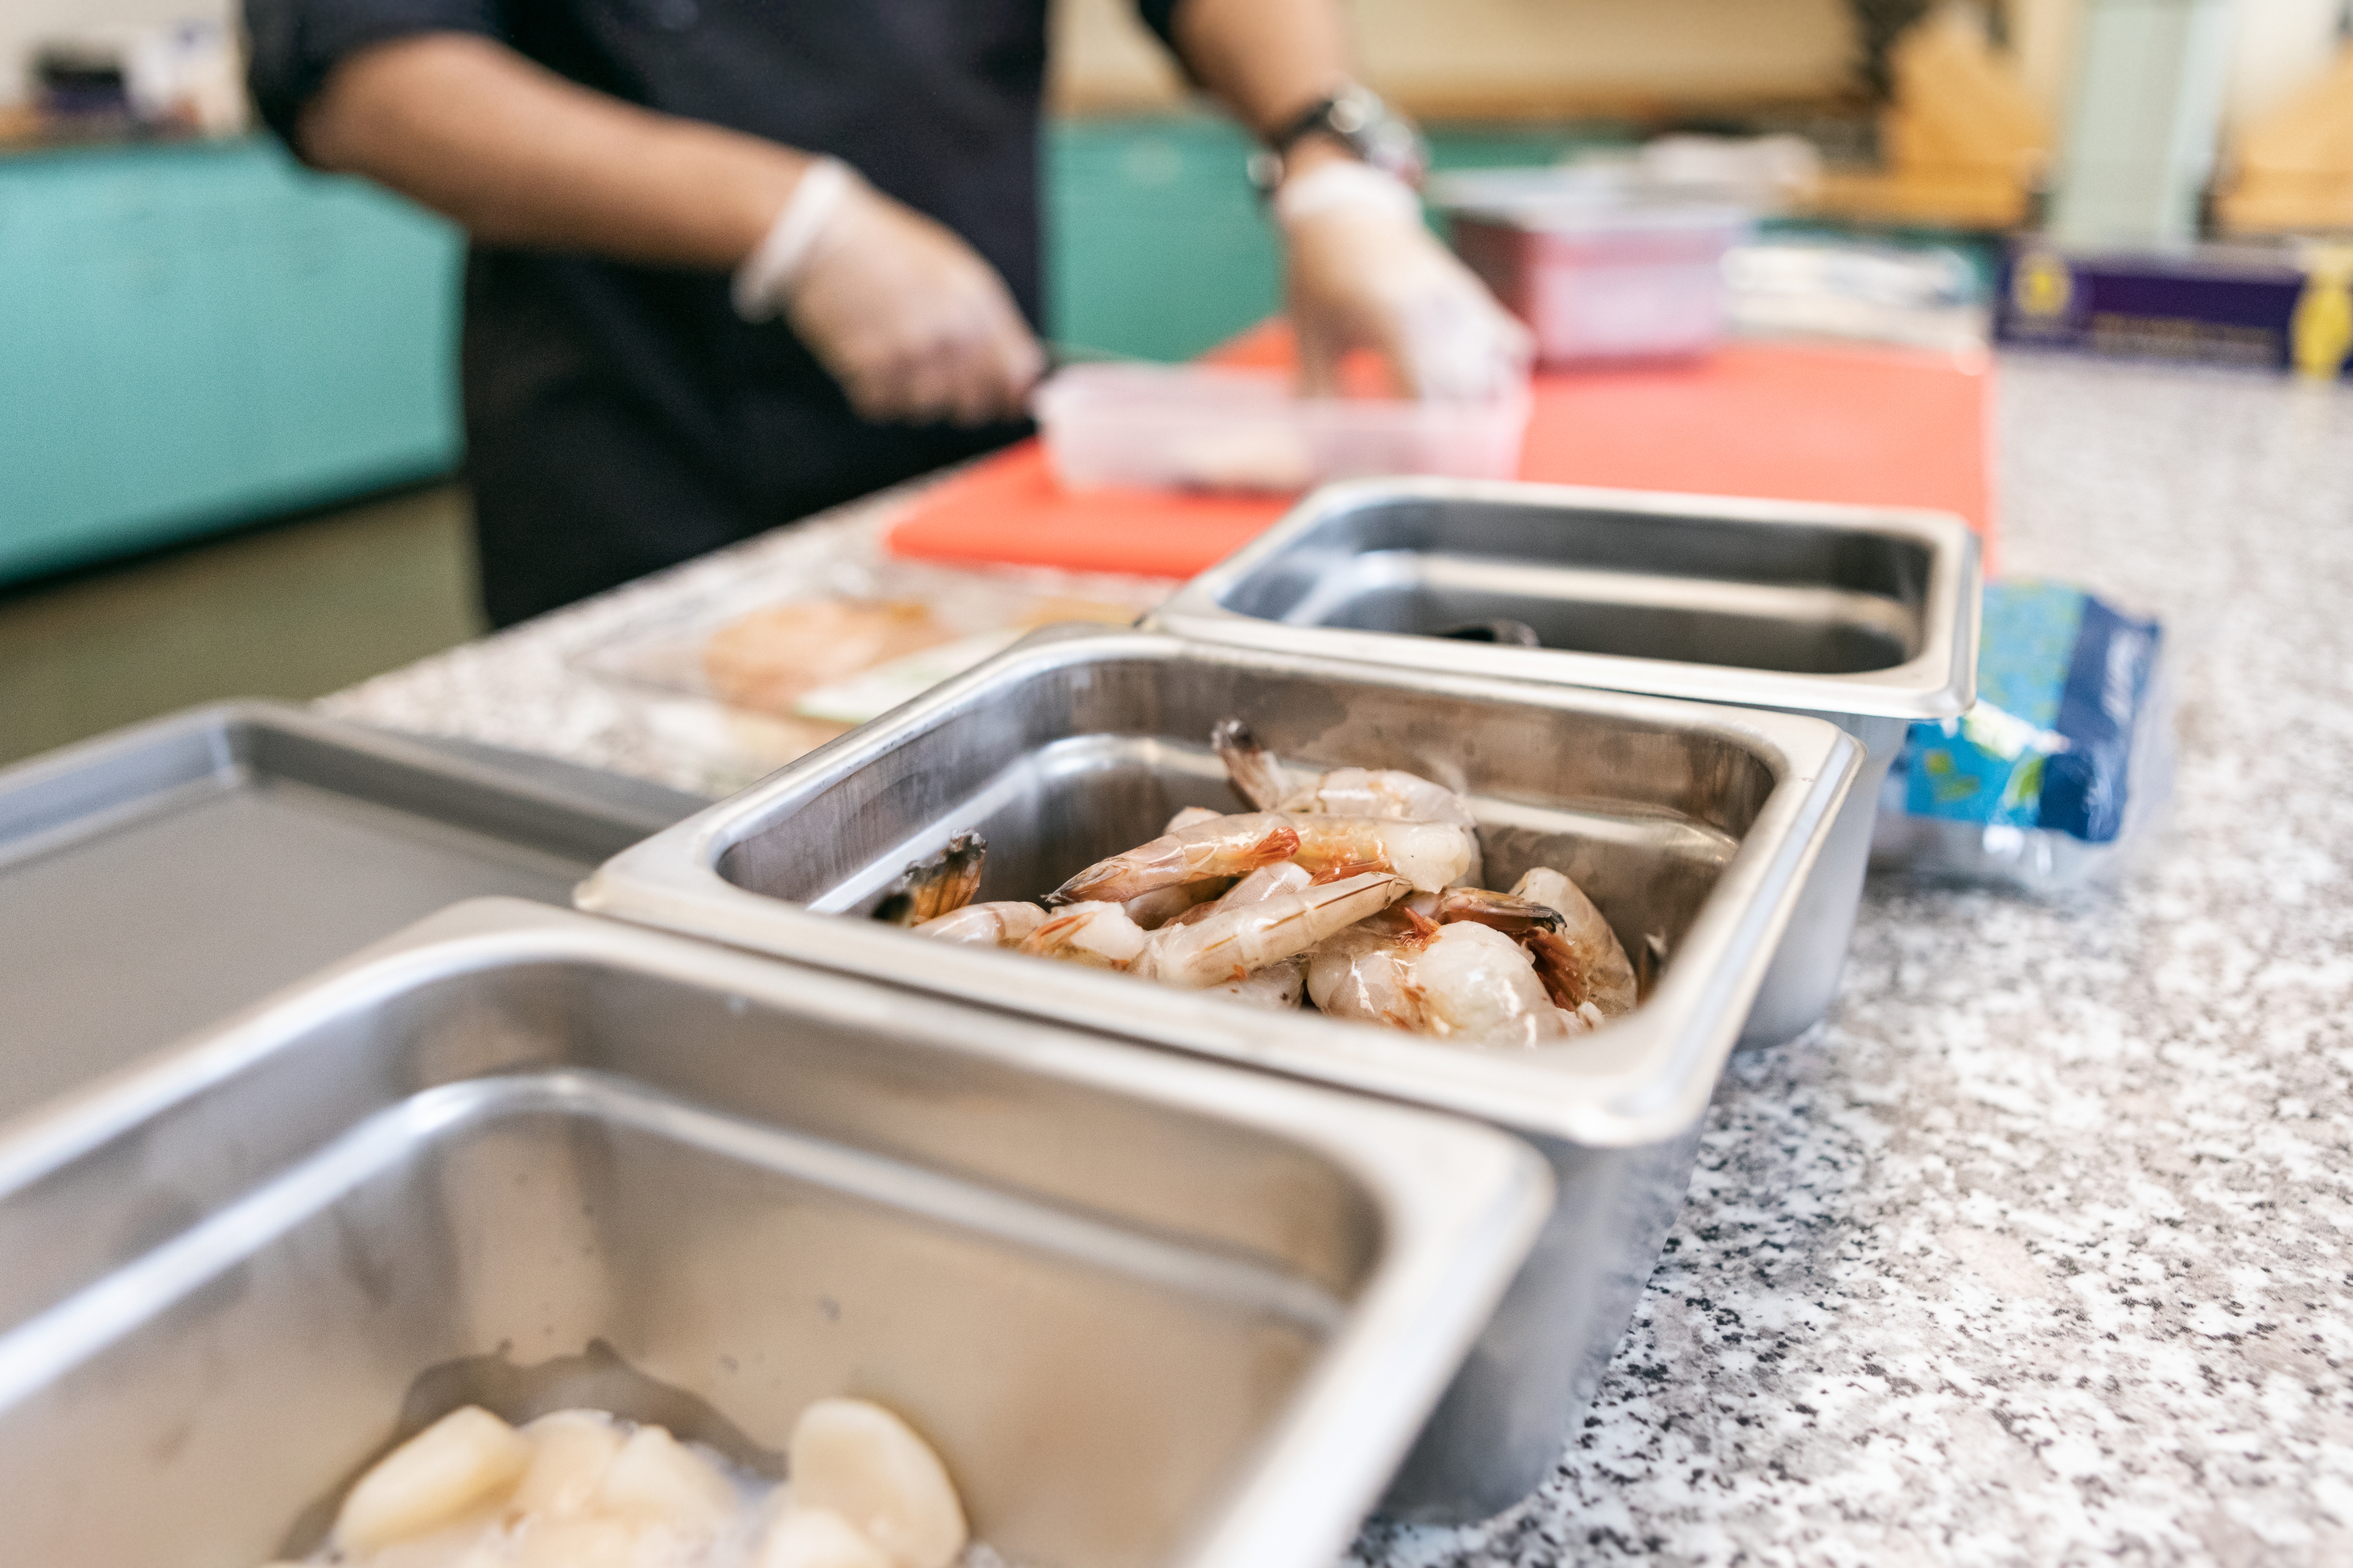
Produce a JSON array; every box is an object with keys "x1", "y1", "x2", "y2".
[{"x1": 249, "y1": 0, "x2": 1181, "y2": 625}]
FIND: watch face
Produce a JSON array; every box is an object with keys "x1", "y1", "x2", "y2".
[
  {"x1": 1341, "y1": 88, "x2": 1427, "y2": 186},
  {"x1": 1254, "y1": 86, "x2": 1430, "y2": 193}
]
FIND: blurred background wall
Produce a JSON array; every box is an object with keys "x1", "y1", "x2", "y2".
[{"x1": 4, "y1": 0, "x2": 2347, "y2": 762}]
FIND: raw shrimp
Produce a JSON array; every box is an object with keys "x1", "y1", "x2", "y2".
[
  {"x1": 1307, "y1": 904, "x2": 1438, "y2": 1029},
  {"x1": 1165, "y1": 805, "x2": 1223, "y2": 833},
  {"x1": 1123, "y1": 878, "x2": 1236, "y2": 931},
  {"x1": 1218, "y1": 861, "x2": 1314, "y2": 906},
  {"x1": 1286, "y1": 816, "x2": 1477, "y2": 894},
  {"x1": 1214, "y1": 954, "x2": 1308, "y2": 1010},
  {"x1": 1016, "y1": 901, "x2": 1148, "y2": 969},
  {"x1": 1511, "y1": 867, "x2": 1638, "y2": 1019},
  {"x1": 1285, "y1": 767, "x2": 1476, "y2": 828},
  {"x1": 872, "y1": 831, "x2": 986, "y2": 926},
  {"x1": 1139, "y1": 871, "x2": 1408, "y2": 989},
  {"x1": 1050, "y1": 813, "x2": 1301, "y2": 904},
  {"x1": 1214, "y1": 718, "x2": 1476, "y2": 826},
  {"x1": 912, "y1": 901, "x2": 1047, "y2": 947},
  {"x1": 1411, "y1": 922, "x2": 1576, "y2": 1048},
  {"x1": 1211, "y1": 718, "x2": 1292, "y2": 812}
]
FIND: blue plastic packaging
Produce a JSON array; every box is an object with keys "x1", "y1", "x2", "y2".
[{"x1": 1874, "y1": 580, "x2": 2169, "y2": 888}]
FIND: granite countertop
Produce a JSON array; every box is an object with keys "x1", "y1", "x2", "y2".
[{"x1": 326, "y1": 353, "x2": 2353, "y2": 1566}]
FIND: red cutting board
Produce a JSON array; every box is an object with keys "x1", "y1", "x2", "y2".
[{"x1": 886, "y1": 321, "x2": 1995, "y2": 578}]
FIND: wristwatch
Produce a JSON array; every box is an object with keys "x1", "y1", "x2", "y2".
[{"x1": 1247, "y1": 84, "x2": 1429, "y2": 196}]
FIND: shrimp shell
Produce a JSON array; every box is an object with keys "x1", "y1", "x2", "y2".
[
  {"x1": 1140, "y1": 871, "x2": 1409, "y2": 990},
  {"x1": 1511, "y1": 867, "x2": 1638, "y2": 1019},
  {"x1": 1123, "y1": 877, "x2": 1237, "y2": 931},
  {"x1": 1411, "y1": 922, "x2": 1574, "y2": 1049},
  {"x1": 1164, "y1": 805, "x2": 1224, "y2": 834},
  {"x1": 1016, "y1": 901, "x2": 1148, "y2": 969},
  {"x1": 1212, "y1": 718, "x2": 1477, "y2": 827},
  {"x1": 912, "y1": 901, "x2": 1047, "y2": 947},
  {"x1": 1287, "y1": 816, "x2": 1477, "y2": 895},
  {"x1": 1050, "y1": 813, "x2": 1301, "y2": 904},
  {"x1": 872, "y1": 829, "x2": 987, "y2": 926},
  {"x1": 1305, "y1": 904, "x2": 1438, "y2": 1030},
  {"x1": 1214, "y1": 954, "x2": 1308, "y2": 1010},
  {"x1": 1282, "y1": 766, "x2": 1476, "y2": 829},
  {"x1": 1418, "y1": 887, "x2": 1566, "y2": 936},
  {"x1": 1211, "y1": 718, "x2": 1290, "y2": 813}
]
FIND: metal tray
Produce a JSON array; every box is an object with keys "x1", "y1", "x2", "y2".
[
  {"x1": 577, "y1": 624, "x2": 1858, "y2": 1520},
  {"x1": 0, "y1": 899, "x2": 1547, "y2": 1568},
  {"x1": 1146, "y1": 478, "x2": 1983, "y2": 1045},
  {"x1": 570, "y1": 528, "x2": 1172, "y2": 794},
  {"x1": 0, "y1": 702, "x2": 704, "y2": 1130}
]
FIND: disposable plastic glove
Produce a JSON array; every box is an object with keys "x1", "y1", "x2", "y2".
[
  {"x1": 1276, "y1": 160, "x2": 1532, "y2": 402},
  {"x1": 735, "y1": 158, "x2": 1044, "y2": 427}
]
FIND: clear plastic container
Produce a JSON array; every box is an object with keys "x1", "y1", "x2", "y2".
[
  {"x1": 1032, "y1": 363, "x2": 1531, "y2": 493},
  {"x1": 571, "y1": 540, "x2": 1173, "y2": 793},
  {"x1": 1430, "y1": 169, "x2": 1750, "y2": 365}
]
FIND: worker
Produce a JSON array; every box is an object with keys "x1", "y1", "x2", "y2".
[{"x1": 245, "y1": 0, "x2": 1531, "y2": 626}]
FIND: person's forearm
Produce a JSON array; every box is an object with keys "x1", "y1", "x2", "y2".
[
  {"x1": 301, "y1": 33, "x2": 804, "y2": 268},
  {"x1": 1168, "y1": 0, "x2": 1354, "y2": 146}
]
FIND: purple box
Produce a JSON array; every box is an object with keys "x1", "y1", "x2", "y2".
[{"x1": 1994, "y1": 238, "x2": 2353, "y2": 378}]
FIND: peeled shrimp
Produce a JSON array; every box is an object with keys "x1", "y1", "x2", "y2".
[
  {"x1": 1050, "y1": 813, "x2": 1302, "y2": 904},
  {"x1": 1139, "y1": 870, "x2": 1409, "y2": 989},
  {"x1": 1511, "y1": 867, "x2": 1638, "y2": 1019},
  {"x1": 912, "y1": 901, "x2": 1047, "y2": 947},
  {"x1": 1016, "y1": 901, "x2": 1149, "y2": 969},
  {"x1": 872, "y1": 831, "x2": 986, "y2": 926},
  {"x1": 1214, "y1": 718, "x2": 1475, "y2": 826}
]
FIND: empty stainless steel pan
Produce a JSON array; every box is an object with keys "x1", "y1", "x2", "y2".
[
  {"x1": 0, "y1": 701, "x2": 704, "y2": 1128},
  {"x1": 1147, "y1": 477, "x2": 1983, "y2": 1045},
  {"x1": 0, "y1": 899, "x2": 1547, "y2": 1568},
  {"x1": 577, "y1": 624, "x2": 1859, "y2": 1520}
]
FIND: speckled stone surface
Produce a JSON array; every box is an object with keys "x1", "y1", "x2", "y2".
[{"x1": 330, "y1": 353, "x2": 2353, "y2": 1566}]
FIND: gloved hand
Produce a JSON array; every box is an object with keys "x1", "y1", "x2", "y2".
[
  {"x1": 734, "y1": 158, "x2": 1044, "y2": 427},
  {"x1": 1276, "y1": 158, "x2": 1532, "y2": 401}
]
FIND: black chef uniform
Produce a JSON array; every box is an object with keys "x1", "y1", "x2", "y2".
[{"x1": 246, "y1": 0, "x2": 1181, "y2": 627}]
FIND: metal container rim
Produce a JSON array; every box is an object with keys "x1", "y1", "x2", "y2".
[{"x1": 1147, "y1": 475, "x2": 1984, "y2": 722}]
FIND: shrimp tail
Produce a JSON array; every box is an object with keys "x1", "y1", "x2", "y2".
[
  {"x1": 1435, "y1": 887, "x2": 1566, "y2": 937},
  {"x1": 873, "y1": 829, "x2": 987, "y2": 925},
  {"x1": 1212, "y1": 717, "x2": 1290, "y2": 813},
  {"x1": 1523, "y1": 930, "x2": 1589, "y2": 1014}
]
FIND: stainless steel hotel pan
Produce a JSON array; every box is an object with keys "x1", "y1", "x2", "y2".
[
  {"x1": 0, "y1": 702, "x2": 701, "y2": 1129},
  {"x1": 1146, "y1": 477, "x2": 1982, "y2": 1045},
  {"x1": 0, "y1": 899, "x2": 1547, "y2": 1568}
]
